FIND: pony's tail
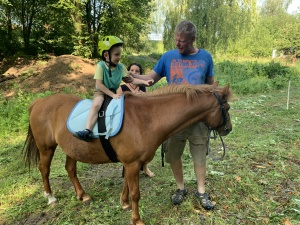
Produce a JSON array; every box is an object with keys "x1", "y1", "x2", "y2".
[
  {"x1": 22, "y1": 99, "x2": 41, "y2": 169},
  {"x1": 22, "y1": 124, "x2": 40, "y2": 169}
]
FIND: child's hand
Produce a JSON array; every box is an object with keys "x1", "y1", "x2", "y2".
[
  {"x1": 144, "y1": 79, "x2": 154, "y2": 86},
  {"x1": 112, "y1": 94, "x2": 121, "y2": 99},
  {"x1": 123, "y1": 76, "x2": 133, "y2": 83}
]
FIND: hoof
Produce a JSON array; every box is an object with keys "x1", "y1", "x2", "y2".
[
  {"x1": 77, "y1": 194, "x2": 92, "y2": 203},
  {"x1": 82, "y1": 194, "x2": 92, "y2": 203},
  {"x1": 83, "y1": 198, "x2": 92, "y2": 205},
  {"x1": 49, "y1": 201, "x2": 57, "y2": 207},
  {"x1": 122, "y1": 203, "x2": 131, "y2": 210},
  {"x1": 44, "y1": 192, "x2": 57, "y2": 205},
  {"x1": 120, "y1": 194, "x2": 131, "y2": 210},
  {"x1": 131, "y1": 220, "x2": 145, "y2": 225}
]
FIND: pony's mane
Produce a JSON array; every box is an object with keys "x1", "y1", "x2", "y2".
[{"x1": 124, "y1": 84, "x2": 232, "y2": 101}]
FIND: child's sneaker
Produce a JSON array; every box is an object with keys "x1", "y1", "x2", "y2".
[{"x1": 73, "y1": 129, "x2": 93, "y2": 142}]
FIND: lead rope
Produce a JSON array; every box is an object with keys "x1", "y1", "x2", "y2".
[{"x1": 207, "y1": 129, "x2": 226, "y2": 160}]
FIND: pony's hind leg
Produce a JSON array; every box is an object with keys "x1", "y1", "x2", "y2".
[
  {"x1": 65, "y1": 155, "x2": 91, "y2": 203},
  {"x1": 38, "y1": 148, "x2": 57, "y2": 205}
]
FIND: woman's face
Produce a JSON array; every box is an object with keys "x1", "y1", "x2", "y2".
[{"x1": 129, "y1": 65, "x2": 141, "y2": 75}]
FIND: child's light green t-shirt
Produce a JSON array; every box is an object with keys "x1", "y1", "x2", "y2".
[{"x1": 94, "y1": 61, "x2": 127, "y2": 91}]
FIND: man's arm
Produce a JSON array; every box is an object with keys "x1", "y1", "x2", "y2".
[{"x1": 205, "y1": 76, "x2": 214, "y2": 85}]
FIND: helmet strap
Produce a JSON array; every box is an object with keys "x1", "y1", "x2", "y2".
[{"x1": 106, "y1": 51, "x2": 117, "y2": 77}]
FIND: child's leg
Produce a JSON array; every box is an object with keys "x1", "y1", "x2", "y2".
[
  {"x1": 86, "y1": 95, "x2": 104, "y2": 131},
  {"x1": 73, "y1": 93, "x2": 104, "y2": 141}
]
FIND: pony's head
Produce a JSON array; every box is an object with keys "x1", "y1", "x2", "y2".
[{"x1": 207, "y1": 83, "x2": 232, "y2": 136}]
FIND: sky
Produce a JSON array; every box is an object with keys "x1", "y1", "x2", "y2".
[
  {"x1": 257, "y1": 0, "x2": 300, "y2": 14},
  {"x1": 287, "y1": 0, "x2": 300, "y2": 14}
]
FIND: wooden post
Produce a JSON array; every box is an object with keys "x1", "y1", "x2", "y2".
[{"x1": 287, "y1": 80, "x2": 291, "y2": 110}]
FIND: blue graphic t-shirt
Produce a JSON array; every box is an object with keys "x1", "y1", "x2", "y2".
[{"x1": 153, "y1": 49, "x2": 214, "y2": 85}]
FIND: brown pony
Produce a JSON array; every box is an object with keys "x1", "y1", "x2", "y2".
[{"x1": 23, "y1": 83, "x2": 232, "y2": 225}]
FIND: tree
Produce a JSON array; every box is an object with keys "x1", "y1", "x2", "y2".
[
  {"x1": 162, "y1": 0, "x2": 257, "y2": 54},
  {"x1": 258, "y1": 0, "x2": 299, "y2": 56},
  {"x1": 54, "y1": 0, "x2": 153, "y2": 58},
  {"x1": 15, "y1": 0, "x2": 50, "y2": 54},
  {"x1": 0, "y1": 0, "x2": 21, "y2": 58},
  {"x1": 163, "y1": 0, "x2": 187, "y2": 50}
]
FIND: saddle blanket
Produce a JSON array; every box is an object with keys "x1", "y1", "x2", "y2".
[{"x1": 67, "y1": 95, "x2": 124, "y2": 139}]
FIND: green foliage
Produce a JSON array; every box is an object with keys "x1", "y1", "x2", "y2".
[
  {"x1": 292, "y1": 199, "x2": 300, "y2": 219},
  {"x1": 72, "y1": 33, "x2": 94, "y2": 58},
  {"x1": 163, "y1": 0, "x2": 257, "y2": 53},
  {"x1": 0, "y1": 25, "x2": 22, "y2": 60},
  {"x1": 0, "y1": 0, "x2": 154, "y2": 59},
  {"x1": 215, "y1": 59, "x2": 299, "y2": 94},
  {"x1": 31, "y1": 4, "x2": 75, "y2": 56},
  {"x1": 0, "y1": 91, "x2": 52, "y2": 139},
  {"x1": 122, "y1": 55, "x2": 158, "y2": 73},
  {"x1": 162, "y1": 0, "x2": 299, "y2": 57}
]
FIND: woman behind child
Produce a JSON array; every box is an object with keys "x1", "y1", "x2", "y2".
[{"x1": 116, "y1": 63, "x2": 155, "y2": 178}]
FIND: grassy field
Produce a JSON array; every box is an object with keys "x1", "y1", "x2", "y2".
[{"x1": 0, "y1": 59, "x2": 300, "y2": 225}]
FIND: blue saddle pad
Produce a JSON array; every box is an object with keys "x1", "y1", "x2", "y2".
[{"x1": 67, "y1": 95, "x2": 124, "y2": 139}]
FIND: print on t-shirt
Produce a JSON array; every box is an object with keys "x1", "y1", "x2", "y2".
[{"x1": 170, "y1": 59, "x2": 207, "y2": 85}]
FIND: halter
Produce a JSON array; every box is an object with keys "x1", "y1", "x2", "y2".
[
  {"x1": 212, "y1": 92, "x2": 230, "y2": 132},
  {"x1": 206, "y1": 92, "x2": 230, "y2": 160}
]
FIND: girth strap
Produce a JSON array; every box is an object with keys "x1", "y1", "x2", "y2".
[
  {"x1": 98, "y1": 94, "x2": 119, "y2": 163},
  {"x1": 99, "y1": 136, "x2": 118, "y2": 162}
]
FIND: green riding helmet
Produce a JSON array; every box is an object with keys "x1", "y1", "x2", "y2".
[{"x1": 98, "y1": 36, "x2": 123, "y2": 59}]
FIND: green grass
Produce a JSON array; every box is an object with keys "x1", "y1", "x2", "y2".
[{"x1": 1, "y1": 59, "x2": 300, "y2": 224}]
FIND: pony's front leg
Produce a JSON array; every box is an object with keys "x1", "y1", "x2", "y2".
[
  {"x1": 39, "y1": 149, "x2": 57, "y2": 205},
  {"x1": 120, "y1": 165, "x2": 130, "y2": 210},
  {"x1": 122, "y1": 163, "x2": 145, "y2": 225},
  {"x1": 65, "y1": 156, "x2": 91, "y2": 203}
]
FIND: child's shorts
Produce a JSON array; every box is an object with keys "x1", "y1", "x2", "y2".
[
  {"x1": 93, "y1": 89, "x2": 105, "y2": 98},
  {"x1": 164, "y1": 122, "x2": 208, "y2": 166}
]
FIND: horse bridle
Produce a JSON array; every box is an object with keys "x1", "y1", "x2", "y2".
[
  {"x1": 206, "y1": 92, "x2": 230, "y2": 160},
  {"x1": 212, "y1": 92, "x2": 230, "y2": 132}
]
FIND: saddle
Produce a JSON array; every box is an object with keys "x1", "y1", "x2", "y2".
[
  {"x1": 67, "y1": 95, "x2": 125, "y2": 162},
  {"x1": 67, "y1": 95, "x2": 124, "y2": 139}
]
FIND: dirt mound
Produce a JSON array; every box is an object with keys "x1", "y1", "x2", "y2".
[{"x1": 0, "y1": 55, "x2": 98, "y2": 97}]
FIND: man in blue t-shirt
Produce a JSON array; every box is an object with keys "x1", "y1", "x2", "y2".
[{"x1": 133, "y1": 20, "x2": 215, "y2": 210}]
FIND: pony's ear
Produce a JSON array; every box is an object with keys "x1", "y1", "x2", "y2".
[
  {"x1": 223, "y1": 83, "x2": 232, "y2": 100},
  {"x1": 223, "y1": 83, "x2": 229, "y2": 94},
  {"x1": 212, "y1": 81, "x2": 219, "y2": 87},
  {"x1": 226, "y1": 83, "x2": 230, "y2": 90}
]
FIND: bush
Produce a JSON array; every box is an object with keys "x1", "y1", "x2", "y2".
[{"x1": 215, "y1": 60, "x2": 299, "y2": 94}]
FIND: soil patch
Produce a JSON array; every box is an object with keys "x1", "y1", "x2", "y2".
[{"x1": 0, "y1": 55, "x2": 98, "y2": 97}]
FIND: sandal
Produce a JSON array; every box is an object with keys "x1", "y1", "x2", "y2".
[
  {"x1": 195, "y1": 192, "x2": 214, "y2": 210},
  {"x1": 171, "y1": 188, "x2": 187, "y2": 205}
]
